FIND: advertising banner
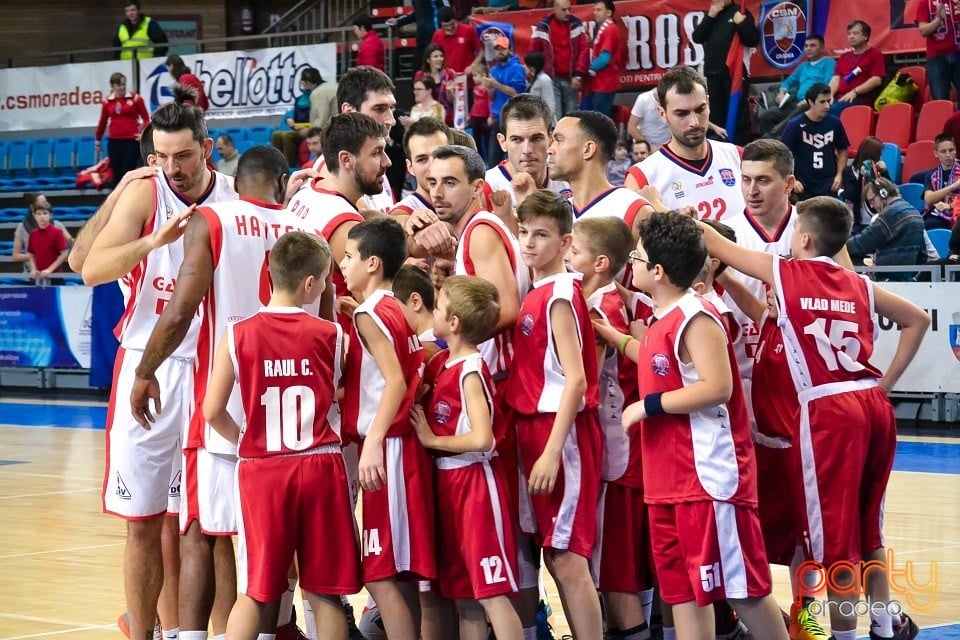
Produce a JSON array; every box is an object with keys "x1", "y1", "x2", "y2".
[
  {"x1": 138, "y1": 43, "x2": 337, "y2": 120},
  {"x1": 0, "y1": 287, "x2": 93, "y2": 369}
]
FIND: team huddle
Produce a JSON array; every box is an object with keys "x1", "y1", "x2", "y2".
[{"x1": 70, "y1": 65, "x2": 929, "y2": 640}]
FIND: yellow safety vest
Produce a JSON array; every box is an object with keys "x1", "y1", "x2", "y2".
[{"x1": 118, "y1": 17, "x2": 154, "y2": 60}]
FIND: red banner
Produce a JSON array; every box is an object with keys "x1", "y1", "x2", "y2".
[{"x1": 472, "y1": 0, "x2": 925, "y2": 89}]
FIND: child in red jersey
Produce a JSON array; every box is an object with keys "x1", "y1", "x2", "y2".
[
  {"x1": 203, "y1": 231, "x2": 361, "y2": 639},
  {"x1": 27, "y1": 205, "x2": 68, "y2": 282},
  {"x1": 622, "y1": 211, "x2": 788, "y2": 639},
  {"x1": 503, "y1": 189, "x2": 604, "y2": 640},
  {"x1": 699, "y1": 197, "x2": 928, "y2": 640}
]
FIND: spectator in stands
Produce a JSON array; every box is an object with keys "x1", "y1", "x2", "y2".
[
  {"x1": 114, "y1": 2, "x2": 167, "y2": 60},
  {"x1": 943, "y1": 108, "x2": 960, "y2": 148},
  {"x1": 468, "y1": 63, "x2": 492, "y2": 160},
  {"x1": 481, "y1": 36, "x2": 527, "y2": 166},
  {"x1": 354, "y1": 15, "x2": 385, "y2": 71},
  {"x1": 95, "y1": 72, "x2": 150, "y2": 188},
  {"x1": 300, "y1": 126, "x2": 323, "y2": 169},
  {"x1": 757, "y1": 35, "x2": 836, "y2": 136},
  {"x1": 415, "y1": 44, "x2": 455, "y2": 125},
  {"x1": 26, "y1": 203, "x2": 69, "y2": 284},
  {"x1": 606, "y1": 141, "x2": 631, "y2": 186},
  {"x1": 408, "y1": 76, "x2": 447, "y2": 124},
  {"x1": 841, "y1": 136, "x2": 890, "y2": 229},
  {"x1": 12, "y1": 194, "x2": 72, "y2": 275},
  {"x1": 692, "y1": 0, "x2": 761, "y2": 145},
  {"x1": 829, "y1": 20, "x2": 885, "y2": 116},
  {"x1": 524, "y1": 51, "x2": 557, "y2": 123},
  {"x1": 431, "y1": 7, "x2": 482, "y2": 73},
  {"x1": 214, "y1": 135, "x2": 239, "y2": 177},
  {"x1": 386, "y1": 0, "x2": 446, "y2": 66},
  {"x1": 631, "y1": 139, "x2": 651, "y2": 162},
  {"x1": 530, "y1": 0, "x2": 589, "y2": 118},
  {"x1": 921, "y1": 133, "x2": 960, "y2": 229},
  {"x1": 847, "y1": 178, "x2": 928, "y2": 280},
  {"x1": 166, "y1": 55, "x2": 209, "y2": 111},
  {"x1": 627, "y1": 89, "x2": 671, "y2": 148},
  {"x1": 916, "y1": 0, "x2": 960, "y2": 100},
  {"x1": 270, "y1": 67, "x2": 324, "y2": 167},
  {"x1": 586, "y1": 0, "x2": 623, "y2": 119},
  {"x1": 781, "y1": 83, "x2": 849, "y2": 199}
]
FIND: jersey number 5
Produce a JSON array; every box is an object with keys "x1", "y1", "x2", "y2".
[
  {"x1": 803, "y1": 318, "x2": 866, "y2": 373},
  {"x1": 260, "y1": 385, "x2": 316, "y2": 452}
]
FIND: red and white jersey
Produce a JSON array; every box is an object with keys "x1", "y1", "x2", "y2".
[
  {"x1": 229, "y1": 308, "x2": 344, "y2": 459},
  {"x1": 772, "y1": 256, "x2": 882, "y2": 392},
  {"x1": 629, "y1": 291, "x2": 656, "y2": 325},
  {"x1": 637, "y1": 292, "x2": 757, "y2": 505},
  {"x1": 189, "y1": 197, "x2": 326, "y2": 453},
  {"x1": 751, "y1": 313, "x2": 798, "y2": 441},
  {"x1": 389, "y1": 191, "x2": 434, "y2": 217},
  {"x1": 722, "y1": 207, "x2": 797, "y2": 376},
  {"x1": 311, "y1": 154, "x2": 395, "y2": 213},
  {"x1": 425, "y1": 351, "x2": 497, "y2": 468},
  {"x1": 286, "y1": 180, "x2": 364, "y2": 305},
  {"x1": 482, "y1": 162, "x2": 572, "y2": 209},
  {"x1": 572, "y1": 186, "x2": 650, "y2": 231},
  {"x1": 454, "y1": 210, "x2": 530, "y2": 379},
  {"x1": 115, "y1": 169, "x2": 235, "y2": 357},
  {"x1": 341, "y1": 289, "x2": 425, "y2": 442},
  {"x1": 504, "y1": 272, "x2": 599, "y2": 415},
  {"x1": 700, "y1": 289, "x2": 740, "y2": 344},
  {"x1": 586, "y1": 282, "x2": 642, "y2": 487},
  {"x1": 626, "y1": 141, "x2": 745, "y2": 221}
]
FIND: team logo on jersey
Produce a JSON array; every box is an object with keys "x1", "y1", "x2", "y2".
[
  {"x1": 719, "y1": 168, "x2": 737, "y2": 187},
  {"x1": 558, "y1": 187, "x2": 574, "y2": 200},
  {"x1": 759, "y1": 0, "x2": 808, "y2": 70},
  {"x1": 520, "y1": 313, "x2": 536, "y2": 337},
  {"x1": 650, "y1": 353, "x2": 670, "y2": 376},
  {"x1": 169, "y1": 470, "x2": 181, "y2": 498},
  {"x1": 432, "y1": 401, "x2": 452, "y2": 425},
  {"x1": 950, "y1": 312, "x2": 960, "y2": 361},
  {"x1": 671, "y1": 181, "x2": 685, "y2": 199},
  {"x1": 116, "y1": 473, "x2": 132, "y2": 500}
]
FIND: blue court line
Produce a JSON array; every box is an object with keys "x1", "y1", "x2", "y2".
[{"x1": 892, "y1": 441, "x2": 960, "y2": 475}]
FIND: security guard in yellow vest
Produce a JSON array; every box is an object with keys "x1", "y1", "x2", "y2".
[{"x1": 114, "y1": 1, "x2": 168, "y2": 60}]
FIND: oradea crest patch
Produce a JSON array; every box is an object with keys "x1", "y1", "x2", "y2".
[
  {"x1": 651, "y1": 353, "x2": 670, "y2": 377},
  {"x1": 433, "y1": 400, "x2": 452, "y2": 425},
  {"x1": 520, "y1": 312, "x2": 536, "y2": 337},
  {"x1": 759, "y1": 0, "x2": 808, "y2": 70},
  {"x1": 719, "y1": 168, "x2": 737, "y2": 187}
]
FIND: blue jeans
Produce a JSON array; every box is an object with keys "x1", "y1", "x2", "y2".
[
  {"x1": 592, "y1": 91, "x2": 616, "y2": 118},
  {"x1": 553, "y1": 78, "x2": 579, "y2": 118},
  {"x1": 926, "y1": 53, "x2": 960, "y2": 100}
]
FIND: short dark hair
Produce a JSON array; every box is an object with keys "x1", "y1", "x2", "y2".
[
  {"x1": 110, "y1": 72, "x2": 126, "y2": 86},
  {"x1": 432, "y1": 145, "x2": 486, "y2": 182},
  {"x1": 125, "y1": 2, "x2": 142, "y2": 10},
  {"x1": 300, "y1": 66, "x2": 322, "y2": 86},
  {"x1": 140, "y1": 123, "x2": 155, "y2": 162},
  {"x1": 305, "y1": 126, "x2": 323, "y2": 139},
  {"x1": 236, "y1": 145, "x2": 289, "y2": 186},
  {"x1": 523, "y1": 51, "x2": 546, "y2": 77},
  {"x1": 517, "y1": 189, "x2": 573, "y2": 235},
  {"x1": 166, "y1": 55, "x2": 189, "y2": 79},
  {"x1": 336, "y1": 66, "x2": 395, "y2": 112},
  {"x1": 437, "y1": 6, "x2": 455, "y2": 22},
  {"x1": 807, "y1": 34, "x2": 825, "y2": 45},
  {"x1": 573, "y1": 216, "x2": 634, "y2": 275},
  {"x1": 935, "y1": 133, "x2": 956, "y2": 147},
  {"x1": 741, "y1": 138, "x2": 794, "y2": 178},
  {"x1": 566, "y1": 110, "x2": 618, "y2": 164},
  {"x1": 347, "y1": 217, "x2": 408, "y2": 280},
  {"x1": 701, "y1": 219, "x2": 736, "y2": 277},
  {"x1": 796, "y1": 196, "x2": 853, "y2": 257},
  {"x1": 415, "y1": 75, "x2": 438, "y2": 93},
  {"x1": 450, "y1": 129, "x2": 478, "y2": 151},
  {"x1": 636, "y1": 211, "x2": 706, "y2": 289},
  {"x1": 403, "y1": 117, "x2": 451, "y2": 157},
  {"x1": 151, "y1": 92, "x2": 208, "y2": 143},
  {"x1": 353, "y1": 15, "x2": 373, "y2": 31},
  {"x1": 847, "y1": 20, "x2": 871, "y2": 38},
  {"x1": 270, "y1": 231, "x2": 332, "y2": 292},
  {"x1": 500, "y1": 93, "x2": 553, "y2": 134},
  {"x1": 805, "y1": 82, "x2": 832, "y2": 104},
  {"x1": 393, "y1": 264, "x2": 435, "y2": 311},
  {"x1": 597, "y1": 0, "x2": 616, "y2": 13},
  {"x1": 321, "y1": 112, "x2": 386, "y2": 174},
  {"x1": 657, "y1": 66, "x2": 707, "y2": 108}
]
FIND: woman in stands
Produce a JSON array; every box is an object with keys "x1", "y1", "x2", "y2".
[
  {"x1": 94, "y1": 72, "x2": 150, "y2": 188},
  {"x1": 841, "y1": 135, "x2": 890, "y2": 232},
  {"x1": 11, "y1": 193, "x2": 73, "y2": 275},
  {"x1": 166, "y1": 55, "x2": 209, "y2": 112},
  {"x1": 415, "y1": 44, "x2": 455, "y2": 125}
]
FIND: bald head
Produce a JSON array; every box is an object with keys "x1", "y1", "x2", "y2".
[{"x1": 554, "y1": 0, "x2": 572, "y2": 21}]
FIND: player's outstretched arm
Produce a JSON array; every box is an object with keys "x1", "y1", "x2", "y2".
[
  {"x1": 410, "y1": 372, "x2": 494, "y2": 454},
  {"x1": 873, "y1": 285, "x2": 930, "y2": 394},
  {"x1": 698, "y1": 220, "x2": 775, "y2": 286},
  {"x1": 715, "y1": 271, "x2": 766, "y2": 326},
  {"x1": 467, "y1": 225, "x2": 521, "y2": 333},
  {"x1": 203, "y1": 333, "x2": 241, "y2": 443}
]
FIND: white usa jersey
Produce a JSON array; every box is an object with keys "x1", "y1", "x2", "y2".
[
  {"x1": 312, "y1": 154, "x2": 395, "y2": 213},
  {"x1": 722, "y1": 207, "x2": 797, "y2": 378},
  {"x1": 626, "y1": 141, "x2": 745, "y2": 221},
  {"x1": 115, "y1": 168, "x2": 236, "y2": 358},
  {"x1": 482, "y1": 162, "x2": 572, "y2": 208}
]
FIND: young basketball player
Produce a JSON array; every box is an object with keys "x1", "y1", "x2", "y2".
[
  {"x1": 339, "y1": 217, "x2": 434, "y2": 640},
  {"x1": 503, "y1": 189, "x2": 604, "y2": 640},
  {"x1": 697, "y1": 197, "x2": 928, "y2": 640},
  {"x1": 393, "y1": 263, "x2": 444, "y2": 359},
  {"x1": 410, "y1": 275, "x2": 523, "y2": 640},
  {"x1": 202, "y1": 231, "x2": 361, "y2": 640}
]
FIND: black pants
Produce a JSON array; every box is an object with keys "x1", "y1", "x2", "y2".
[{"x1": 107, "y1": 138, "x2": 143, "y2": 188}]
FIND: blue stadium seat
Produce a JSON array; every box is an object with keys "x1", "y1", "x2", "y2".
[
  {"x1": 927, "y1": 228, "x2": 951, "y2": 258},
  {"x1": 246, "y1": 126, "x2": 273, "y2": 146},
  {"x1": 7, "y1": 140, "x2": 32, "y2": 178},
  {"x1": 0, "y1": 208, "x2": 23, "y2": 222},
  {"x1": 76, "y1": 136, "x2": 97, "y2": 170},
  {"x1": 899, "y1": 183, "x2": 925, "y2": 212},
  {"x1": 207, "y1": 128, "x2": 223, "y2": 142},
  {"x1": 52, "y1": 137, "x2": 78, "y2": 175},
  {"x1": 0, "y1": 141, "x2": 8, "y2": 175},
  {"x1": 881, "y1": 143, "x2": 902, "y2": 184},
  {"x1": 30, "y1": 139, "x2": 55, "y2": 178},
  {"x1": 73, "y1": 205, "x2": 98, "y2": 219},
  {"x1": 223, "y1": 127, "x2": 249, "y2": 143},
  {"x1": 235, "y1": 139, "x2": 256, "y2": 155},
  {"x1": 0, "y1": 240, "x2": 15, "y2": 253}
]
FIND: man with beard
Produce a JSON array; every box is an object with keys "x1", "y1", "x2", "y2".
[{"x1": 624, "y1": 66, "x2": 745, "y2": 221}]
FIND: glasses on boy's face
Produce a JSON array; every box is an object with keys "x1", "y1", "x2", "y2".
[{"x1": 628, "y1": 250, "x2": 652, "y2": 265}]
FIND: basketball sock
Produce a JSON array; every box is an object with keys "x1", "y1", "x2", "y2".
[
  {"x1": 621, "y1": 621, "x2": 651, "y2": 639},
  {"x1": 870, "y1": 609, "x2": 895, "y2": 638},
  {"x1": 162, "y1": 628, "x2": 179, "y2": 639},
  {"x1": 213, "y1": 634, "x2": 226, "y2": 640},
  {"x1": 303, "y1": 598, "x2": 318, "y2": 640},
  {"x1": 523, "y1": 627, "x2": 538, "y2": 639},
  {"x1": 178, "y1": 632, "x2": 207, "y2": 640},
  {"x1": 833, "y1": 630, "x2": 857, "y2": 640},
  {"x1": 662, "y1": 627, "x2": 677, "y2": 640},
  {"x1": 640, "y1": 588, "x2": 654, "y2": 622},
  {"x1": 277, "y1": 579, "x2": 296, "y2": 627}
]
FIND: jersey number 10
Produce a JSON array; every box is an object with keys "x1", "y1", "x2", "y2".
[{"x1": 260, "y1": 385, "x2": 317, "y2": 452}]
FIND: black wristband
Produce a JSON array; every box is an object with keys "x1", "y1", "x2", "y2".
[{"x1": 643, "y1": 392, "x2": 665, "y2": 417}]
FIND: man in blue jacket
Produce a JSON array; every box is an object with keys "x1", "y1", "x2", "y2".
[
  {"x1": 482, "y1": 36, "x2": 528, "y2": 166},
  {"x1": 758, "y1": 35, "x2": 836, "y2": 136}
]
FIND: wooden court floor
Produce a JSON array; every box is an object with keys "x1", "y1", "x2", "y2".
[{"x1": 0, "y1": 399, "x2": 957, "y2": 639}]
